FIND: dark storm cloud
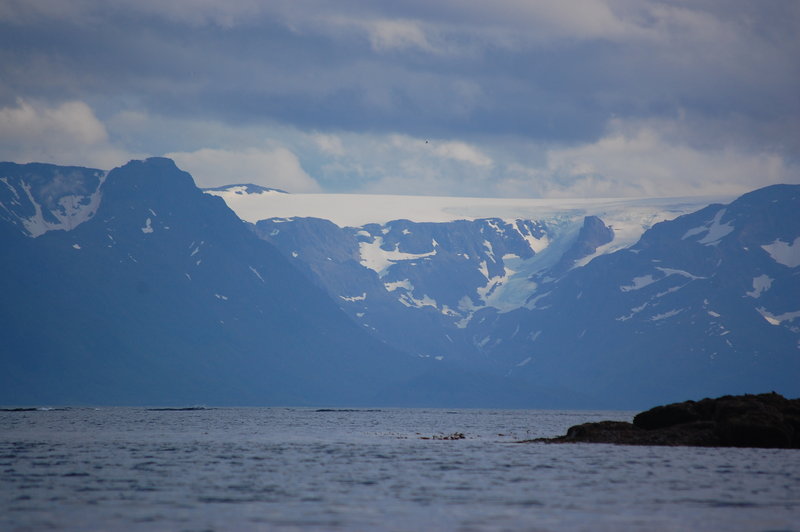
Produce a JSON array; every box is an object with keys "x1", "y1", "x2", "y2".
[
  {"x1": 0, "y1": 0, "x2": 798, "y2": 196},
  {"x1": 1, "y1": 0, "x2": 796, "y2": 149}
]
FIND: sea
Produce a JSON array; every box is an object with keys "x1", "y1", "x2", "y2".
[{"x1": 1, "y1": 407, "x2": 798, "y2": 532}]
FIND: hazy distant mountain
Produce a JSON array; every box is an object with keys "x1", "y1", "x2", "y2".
[
  {"x1": 220, "y1": 183, "x2": 800, "y2": 407},
  {"x1": 0, "y1": 159, "x2": 578, "y2": 408},
  {"x1": 2, "y1": 158, "x2": 797, "y2": 408},
  {"x1": 227, "y1": 189, "x2": 714, "y2": 363},
  {"x1": 474, "y1": 185, "x2": 800, "y2": 407}
]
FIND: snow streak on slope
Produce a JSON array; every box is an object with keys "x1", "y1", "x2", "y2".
[{"x1": 0, "y1": 170, "x2": 107, "y2": 237}]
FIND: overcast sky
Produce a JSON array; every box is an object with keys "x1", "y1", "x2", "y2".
[{"x1": 1, "y1": 0, "x2": 798, "y2": 198}]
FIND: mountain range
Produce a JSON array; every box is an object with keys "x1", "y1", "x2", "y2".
[{"x1": 2, "y1": 158, "x2": 797, "y2": 408}]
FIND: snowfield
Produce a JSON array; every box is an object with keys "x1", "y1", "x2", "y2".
[{"x1": 205, "y1": 188, "x2": 727, "y2": 249}]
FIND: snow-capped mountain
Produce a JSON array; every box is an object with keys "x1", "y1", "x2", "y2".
[
  {"x1": 3, "y1": 158, "x2": 796, "y2": 408},
  {"x1": 470, "y1": 184, "x2": 800, "y2": 406},
  {"x1": 210, "y1": 184, "x2": 799, "y2": 407},
  {"x1": 210, "y1": 187, "x2": 720, "y2": 363},
  {"x1": 0, "y1": 159, "x2": 429, "y2": 406}
]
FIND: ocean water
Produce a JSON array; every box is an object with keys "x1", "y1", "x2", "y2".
[{"x1": 1, "y1": 407, "x2": 798, "y2": 532}]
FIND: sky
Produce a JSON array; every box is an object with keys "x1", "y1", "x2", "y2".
[{"x1": 0, "y1": 0, "x2": 798, "y2": 198}]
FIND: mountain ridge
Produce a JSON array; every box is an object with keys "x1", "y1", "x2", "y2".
[{"x1": 2, "y1": 158, "x2": 797, "y2": 408}]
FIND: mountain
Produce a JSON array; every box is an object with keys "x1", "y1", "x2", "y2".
[
  {"x1": 475, "y1": 185, "x2": 800, "y2": 407},
  {"x1": 215, "y1": 184, "x2": 800, "y2": 408},
  {"x1": 0, "y1": 159, "x2": 429, "y2": 406},
  {"x1": 3, "y1": 159, "x2": 797, "y2": 408},
  {"x1": 219, "y1": 189, "x2": 715, "y2": 362}
]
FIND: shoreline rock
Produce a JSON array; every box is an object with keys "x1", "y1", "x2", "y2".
[{"x1": 525, "y1": 392, "x2": 800, "y2": 449}]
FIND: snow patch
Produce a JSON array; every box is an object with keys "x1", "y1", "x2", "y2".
[
  {"x1": 761, "y1": 237, "x2": 800, "y2": 268},
  {"x1": 249, "y1": 266, "x2": 265, "y2": 283},
  {"x1": 18, "y1": 173, "x2": 106, "y2": 237},
  {"x1": 440, "y1": 305, "x2": 458, "y2": 317},
  {"x1": 525, "y1": 291, "x2": 551, "y2": 310},
  {"x1": 359, "y1": 236, "x2": 436, "y2": 277},
  {"x1": 483, "y1": 240, "x2": 495, "y2": 262},
  {"x1": 746, "y1": 275, "x2": 773, "y2": 298},
  {"x1": 655, "y1": 267, "x2": 704, "y2": 280},
  {"x1": 477, "y1": 261, "x2": 489, "y2": 280},
  {"x1": 651, "y1": 308, "x2": 684, "y2": 321},
  {"x1": 655, "y1": 286, "x2": 682, "y2": 298},
  {"x1": 384, "y1": 279, "x2": 413, "y2": 292},
  {"x1": 620, "y1": 275, "x2": 656, "y2": 292},
  {"x1": 141, "y1": 218, "x2": 154, "y2": 234},
  {"x1": 756, "y1": 307, "x2": 800, "y2": 326},
  {"x1": 340, "y1": 293, "x2": 367, "y2": 302},
  {"x1": 683, "y1": 208, "x2": 735, "y2": 245},
  {"x1": 616, "y1": 302, "x2": 648, "y2": 322},
  {"x1": 398, "y1": 291, "x2": 438, "y2": 310}
]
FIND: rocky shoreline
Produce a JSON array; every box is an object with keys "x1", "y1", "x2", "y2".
[{"x1": 525, "y1": 392, "x2": 800, "y2": 449}]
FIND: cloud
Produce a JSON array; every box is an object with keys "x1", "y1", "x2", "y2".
[
  {"x1": 505, "y1": 119, "x2": 796, "y2": 198},
  {"x1": 0, "y1": 99, "x2": 134, "y2": 168},
  {"x1": 363, "y1": 19, "x2": 435, "y2": 53},
  {"x1": 305, "y1": 133, "x2": 498, "y2": 196},
  {"x1": 165, "y1": 146, "x2": 322, "y2": 192},
  {"x1": 4, "y1": 0, "x2": 797, "y2": 153},
  {"x1": 311, "y1": 133, "x2": 345, "y2": 157},
  {"x1": 1, "y1": 1, "x2": 797, "y2": 199},
  {"x1": 0, "y1": 0, "x2": 264, "y2": 28},
  {"x1": 0, "y1": 98, "x2": 106, "y2": 144},
  {"x1": 433, "y1": 141, "x2": 493, "y2": 167}
]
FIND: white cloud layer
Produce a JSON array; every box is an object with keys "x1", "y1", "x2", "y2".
[
  {"x1": 0, "y1": 99, "x2": 134, "y2": 169},
  {"x1": 0, "y1": 99, "x2": 793, "y2": 201},
  {"x1": 502, "y1": 120, "x2": 794, "y2": 198},
  {"x1": 165, "y1": 146, "x2": 321, "y2": 192}
]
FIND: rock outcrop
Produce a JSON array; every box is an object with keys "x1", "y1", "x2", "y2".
[{"x1": 529, "y1": 393, "x2": 800, "y2": 448}]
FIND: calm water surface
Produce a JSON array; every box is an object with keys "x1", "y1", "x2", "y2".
[{"x1": 1, "y1": 407, "x2": 798, "y2": 531}]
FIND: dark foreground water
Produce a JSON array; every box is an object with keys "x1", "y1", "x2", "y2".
[{"x1": 1, "y1": 408, "x2": 798, "y2": 532}]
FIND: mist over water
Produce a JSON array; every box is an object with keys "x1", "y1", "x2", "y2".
[{"x1": 2, "y1": 408, "x2": 798, "y2": 531}]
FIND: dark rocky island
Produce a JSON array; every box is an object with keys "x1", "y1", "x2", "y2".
[{"x1": 527, "y1": 393, "x2": 800, "y2": 448}]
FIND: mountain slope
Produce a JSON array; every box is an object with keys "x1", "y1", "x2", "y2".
[
  {"x1": 0, "y1": 159, "x2": 426, "y2": 406},
  {"x1": 475, "y1": 184, "x2": 800, "y2": 407},
  {"x1": 217, "y1": 183, "x2": 799, "y2": 408},
  {"x1": 4, "y1": 159, "x2": 796, "y2": 408},
  {"x1": 236, "y1": 191, "x2": 716, "y2": 368}
]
